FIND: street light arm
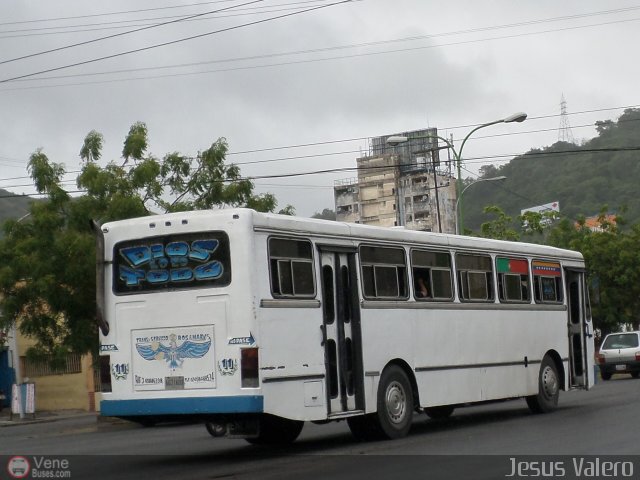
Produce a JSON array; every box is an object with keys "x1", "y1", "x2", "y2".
[{"x1": 458, "y1": 120, "x2": 503, "y2": 160}]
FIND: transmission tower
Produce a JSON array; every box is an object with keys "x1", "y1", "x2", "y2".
[{"x1": 558, "y1": 94, "x2": 576, "y2": 144}]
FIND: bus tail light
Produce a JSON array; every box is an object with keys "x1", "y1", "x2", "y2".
[
  {"x1": 100, "y1": 355, "x2": 112, "y2": 393},
  {"x1": 241, "y1": 348, "x2": 259, "y2": 388}
]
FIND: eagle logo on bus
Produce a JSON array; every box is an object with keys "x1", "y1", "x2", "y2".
[{"x1": 135, "y1": 334, "x2": 211, "y2": 370}]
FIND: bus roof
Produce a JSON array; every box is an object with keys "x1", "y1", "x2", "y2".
[{"x1": 101, "y1": 208, "x2": 584, "y2": 262}]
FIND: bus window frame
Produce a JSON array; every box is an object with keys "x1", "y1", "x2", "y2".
[
  {"x1": 268, "y1": 236, "x2": 316, "y2": 299},
  {"x1": 496, "y1": 256, "x2": 531, "y2": 304},
  {"x1": 409, "y1": 248, "x2": 454, "y2": 302},
  {"x1": 455, "y1": 253, "x2": 495, "y2": 303},
  {"x1": 532, "y1": 259, "x2": 564, "y2": 305},
  {"x1": 359, "y1": 244, "x2": 409, "y2": 301}
]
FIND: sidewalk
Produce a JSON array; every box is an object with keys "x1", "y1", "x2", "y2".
[{"x1": 0, "y1": 407, "x2": 96, "y2": 428}]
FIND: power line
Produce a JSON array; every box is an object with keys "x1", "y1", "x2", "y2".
[
  {"x1": 0, "y1": 0, "x2": 266, "y2": 66},
  {"x1": 1, "y1": 106, "x2": 639, "y2": 189},
  {"x1": 0, "y1": 0, "x2": 337, "y2": 38},
  {"x1": 5, "y1": 145, "x2": 640, "y2": 201},
  {"x1": 2, "y1": 9, "x2": 639, "y2": 89},
  {"x1": 1, "y1": 3, "x2": 634, "y2": 40},
  {"x1": 0, "y1": 0, "x2": 240, "y2": 27},
  {"x1": 0, "y1": 0, "x2": 354, "y2": 84}
]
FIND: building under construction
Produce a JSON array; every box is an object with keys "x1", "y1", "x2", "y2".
[{"x1": 334, "y1": 128, "x2": 457, "y2": 233}]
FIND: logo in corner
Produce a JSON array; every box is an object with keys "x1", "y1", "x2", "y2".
[{"x1": 7, "y1": 456, "x2": 30, "y2": 479}]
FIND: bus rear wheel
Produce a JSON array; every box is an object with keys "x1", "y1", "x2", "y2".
[
  {"x1": 526, "y1": 355, "x2": 560, "y2": 414},
  {"x1": 245, "y1": 414, "x2": 304, "y2": 445},
  {"x1": 347, "y1": 365, "x2": 413, "y2": 441}
]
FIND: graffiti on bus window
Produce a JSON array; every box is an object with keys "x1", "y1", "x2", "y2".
[{"x1": 119, "y1": 239, "x2": 223, "y2": 287}]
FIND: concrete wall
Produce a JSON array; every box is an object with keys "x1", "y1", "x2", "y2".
[{"x1": 16, "y1": 328, "x2": 96, "y2": 412}]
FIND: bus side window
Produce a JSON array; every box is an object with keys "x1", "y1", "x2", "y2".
[
  {"x1": 411, "y1": 249, "x2": 453, "y2": 301},
  {"x1": 496, "y1": 257, "x2": 530, "y2": 303},
  {"x1": 268, "y1": 237, "x2": 315, "y2": 298},
  {"x1": 455, "y1": 253, "x2": 494, "y2": 302},
  {"x1": 531, "y1": 260, "x2": 563, "y2": 304},
  {"x1": 359, "y1": 245, "x2": 408, "y2": 300}
]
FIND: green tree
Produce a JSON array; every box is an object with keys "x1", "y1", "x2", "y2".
[
  {"x1": 478, "y1": 205, "x2": 520, "y2": 241},
  {"x1": 546, "y1": 211, "x2": 640, "y2": 334},
  {"x1": 0, "y1": 123, "x2": 288, "y2": 361}
]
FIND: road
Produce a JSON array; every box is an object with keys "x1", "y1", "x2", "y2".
[{"x1": 1, "y1": 377, "x2": 638, "y2": 479}]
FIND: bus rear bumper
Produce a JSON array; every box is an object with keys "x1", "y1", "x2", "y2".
[{"x1": 100, "y1": 395, "x2": 264, "y2": 417}]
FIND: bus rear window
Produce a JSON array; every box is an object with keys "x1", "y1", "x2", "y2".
[{"x1": 114, "y1": 231, "x2": 231, "y2": 294}]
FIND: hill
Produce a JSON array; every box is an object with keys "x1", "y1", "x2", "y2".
[
  {"x1": 463, "y1": 108, "x2": 640, "y2": 230},
  {"x1": 0, "y1": 189, "x2": 33, "y2": 227}
]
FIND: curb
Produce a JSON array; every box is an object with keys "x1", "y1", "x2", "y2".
[{"x1": 0, "y1": 412, "x2": 96, "y2": 428}]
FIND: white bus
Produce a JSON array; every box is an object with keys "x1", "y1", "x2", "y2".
[{"x1": 96, "y1": 208, "x2": 594, "y2": 443}]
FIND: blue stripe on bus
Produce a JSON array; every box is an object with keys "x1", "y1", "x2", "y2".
[{"x1": 100, "y1": 396, "x2": 264, "y2": 416}]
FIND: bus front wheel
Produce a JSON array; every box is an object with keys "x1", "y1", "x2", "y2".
[
  {"x1": 348, "y1": 365, "x2": 413, "y2": 441},
  {"x1": 245, "y1": 414, "x2": 304, "y2": 445},
  {"x1": 526, "y1": 356, "x2": 560, "y2": 414}
]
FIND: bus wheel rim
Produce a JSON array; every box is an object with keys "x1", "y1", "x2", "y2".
[
  {"x1": 385, "y1": 381, "x2": 407, "y2": 424},
  {"x1": 541, "y1": 365, "x2": 558, "y2": 398}
]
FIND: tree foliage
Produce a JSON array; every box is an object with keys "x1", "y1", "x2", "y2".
[
  {"x1": 463, "y1": 108, "x2": 640, "y2": 230},
  {"x1": 475, "y1": 205, "x2": 640, "y2": 334},
  {"x1": 0, "y1": 123, "x2": 289, "y2": 359},
  {"x1": 546, "y1": 212, "x2": 640, "y2": 334}
]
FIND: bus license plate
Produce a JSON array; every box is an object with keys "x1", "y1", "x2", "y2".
[
  {"x1": 165, "y1": 376, "x2": 185, "y2": 390},
  {"x1": 615, "y1": 365, "x2": 627, "y2": 371}
]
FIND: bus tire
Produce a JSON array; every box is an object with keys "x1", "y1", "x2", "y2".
[
  {"x1": 245, "y1": 414, "x2": 304, "y2": 445},
  {"x1": 526, "y1": 355, "x2": 560, "y2": 414},
  {"x1": 347, "y1": 414, "x2": 382, "y2": 441},
  {"x1": 347, "y1": 365, "x2": 413, "y2": 441},
  {"x1": 424, "y1": 405, "x2": 455, "y2": 420},
  {"x1": 376, "y1": 365, "x2": 414, "y2": 439}
]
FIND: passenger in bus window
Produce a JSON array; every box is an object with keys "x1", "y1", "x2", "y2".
[{"x1": 416, "y1": 276, "x2": 430, "y2": 298}]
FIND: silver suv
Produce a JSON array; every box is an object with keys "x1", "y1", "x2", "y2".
[{"x1": 597, "y1": 331, "x2": 640, "y2": 380}]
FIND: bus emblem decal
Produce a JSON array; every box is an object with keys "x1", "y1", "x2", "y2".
[
  {"x1": 136, "y1": 333, "x2": 211, "y2": 370},
  {"x1": 218, "y1": 358, "x2": 238, "y2": 376},
  {"x1": 112, "y1": 363, "x2": 129, "y2": 380}
]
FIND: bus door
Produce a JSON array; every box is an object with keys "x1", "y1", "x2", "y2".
[
  {"x1": 565, "y1": 268, "x2": 595, "y2": 389},
  {"x1": 318, "y1": 247, "x2": 365, "y2": 416}
]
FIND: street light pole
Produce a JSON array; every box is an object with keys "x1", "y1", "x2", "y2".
[
  {"x1": 385, "y1": 112, "x2": 525, "y2": 235},
  {"x1": 455, "y1": 176, "x2": 507, "y2": 234},
  {"x1": 453, "y1": 112, "x2": 527, "y2": 235}
]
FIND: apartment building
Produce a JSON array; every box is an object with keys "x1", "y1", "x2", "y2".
[{"x1": 334, "y1": 128, "x2": 457, "y2": 233}]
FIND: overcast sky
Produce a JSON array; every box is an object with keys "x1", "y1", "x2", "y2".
[{"x1": 1, "y1": 0, "x2": 638, "y2": 216}]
